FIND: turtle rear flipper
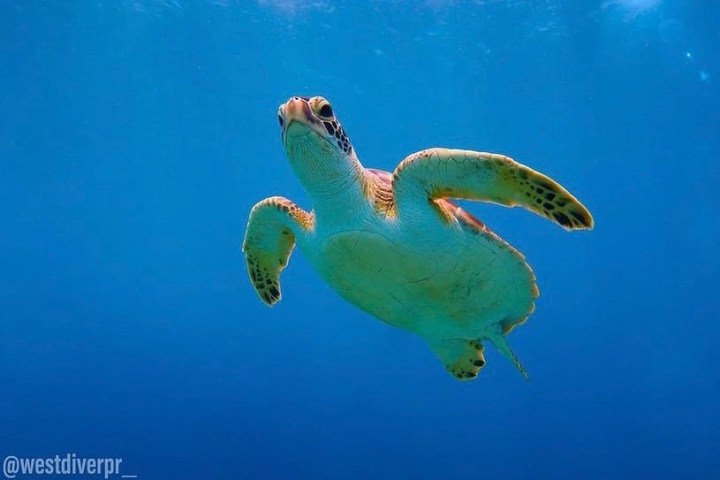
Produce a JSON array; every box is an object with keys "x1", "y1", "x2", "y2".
[{"x1": 427, "y1": 338, "x2": 487, "y2": 381}]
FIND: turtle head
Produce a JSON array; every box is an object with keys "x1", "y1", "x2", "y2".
[{"x1": 278, "y1": 96, "x2": 362, "y2": 199}]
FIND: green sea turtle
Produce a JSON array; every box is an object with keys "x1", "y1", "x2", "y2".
[{"x1": 243, "y1": 96, "x2": 593, "y2": 381}]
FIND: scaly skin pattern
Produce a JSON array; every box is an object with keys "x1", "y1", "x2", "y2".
[{"x1": 243, "y1": 96, "x2": 593, "y2": 381}]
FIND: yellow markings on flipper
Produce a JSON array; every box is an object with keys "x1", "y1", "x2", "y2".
[
  {"x1": 393, "y1": 148, "x2": 594, "y2": 231},
  {"x1": 507, "y1": 157, "x2": 594, "y2": 231},
  {"x1": 243, "y1": 196, "x2": 313, "y2": 306}
]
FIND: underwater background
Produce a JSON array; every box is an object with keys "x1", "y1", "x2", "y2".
[{"x1": 1, "y1": 1, "x2": 719, "y2": 478}]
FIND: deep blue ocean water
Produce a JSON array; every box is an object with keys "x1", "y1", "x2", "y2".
[{"x1": 1, "y1": 1, "x2": 719, "y2": 478}]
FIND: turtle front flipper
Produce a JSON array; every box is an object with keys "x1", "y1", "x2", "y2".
[
  {"x1": 243, "y1": 196, "x2": 313, "y2": 306},
  {"x1": 392, "y1": 148, "x2": 593, "y2": 230},
  {"x1": 426, "y1": 338, "x2": 487, "y2": 381}
]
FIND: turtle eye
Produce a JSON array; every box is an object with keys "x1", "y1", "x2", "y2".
[
  {"x1": 318, "y1": 103, "x2": 333, "y2": 118},
  {"x1": 278, "y1": 114, "x2": 284, "y2": 128}
]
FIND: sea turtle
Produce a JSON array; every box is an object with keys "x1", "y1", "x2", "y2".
[{"x1": 243, "y1": 96, "x2": 593, "y2": 381}]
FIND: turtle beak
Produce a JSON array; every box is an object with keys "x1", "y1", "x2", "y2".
[{"x1": 278, "y1": 97, "x2": 326, "y2": 145}]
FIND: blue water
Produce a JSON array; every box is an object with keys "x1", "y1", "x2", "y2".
[{"x1": 2, "y1": 1, "x2": 718, "y2": 478}]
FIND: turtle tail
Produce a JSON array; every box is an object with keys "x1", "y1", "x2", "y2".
[{"x1": 487, "y1": 333, "x2": 530, "y2": 381}]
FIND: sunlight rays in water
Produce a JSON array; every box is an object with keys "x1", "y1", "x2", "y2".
[
  {"x1": 599, "y1": 0, "x2": 713, "y2": 86},
  {"x1": 601, "y1": 0, "x2": 661, "y2": 22},
  {"x1": 603, "y1": 0, "x2": 661, "y2": 16},
  {"x1": 256, "y1": 0, "x2": 332, "y2": 16}
]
